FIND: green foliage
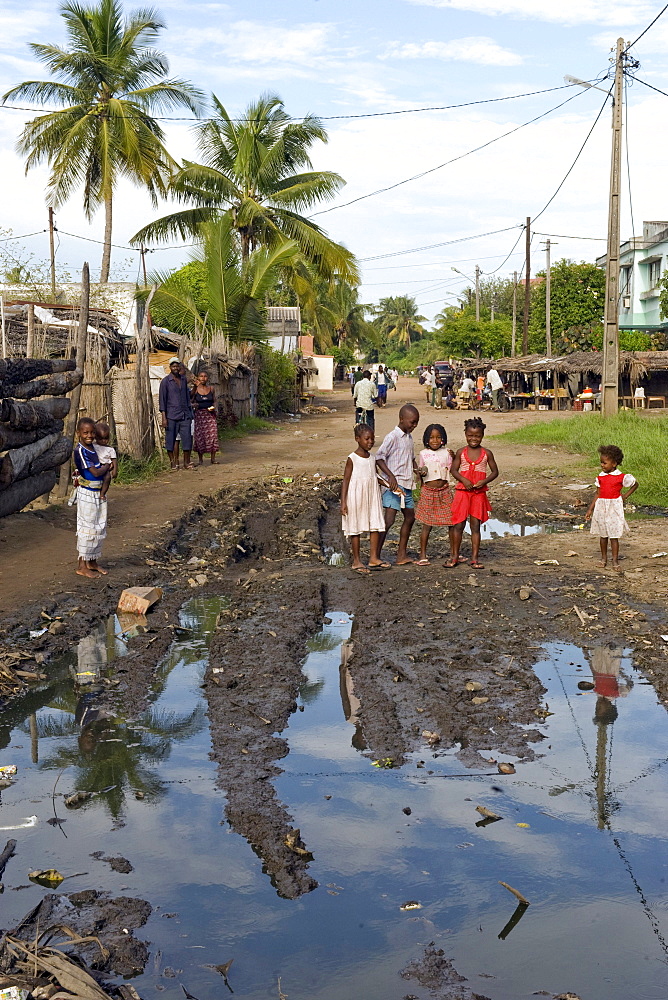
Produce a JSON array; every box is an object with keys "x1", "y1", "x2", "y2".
[
  {"x1": 147, "y1": 213, "x2": 303, "y2": 344},
  {"x1": 497, "y1": 412, "x2": 668, "y2": 507},
  {"x1": 218, "y1": 416, "x2": 276, "y2": 439},
  {"x1": 116, "y1": 450, "x2": 167, "y2": 484},
  {"x1": 372, "y1": 295, "x2": 426, "y2": 348},
  {"x1": 131, "y1": 91, "x2": 357, "y2": 286},
  {"x1": 529, "y1": 260, "x2": 605, "y2": 351},
  {"x1": 385, "y1": 338, "x2": 442, "y2": 370},
  {"x1": 433, "y1": 305, "x2": 512, "y2": 358},
  {"x1": 3, "y1": 0, "x2": 204, "y2": 280},
  {"x1": 256, "y1": 347, "x2": 297, "y2": 416},
  {"x1": 332, "y1": 344, "x2": 356, "y2": 367}
]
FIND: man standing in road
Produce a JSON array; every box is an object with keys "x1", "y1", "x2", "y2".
[
  {"x1": 353, "y1": 370, "x2": 378, "y2": 428},
  {"x1": 351, "y1": 366, "x2": 364, "y2": 395},
  {"x1": 422, "y1": 365, "x2": 435, "y2": 405},
  {"x1": 375, "y1": 365, "x2": 388, "y2": 407},
  {"x1": 486, "y1": 367, "x2": 504, "y2": 410},
  {"x1": 375, "y1": 404, "x2": 420, "y2": 565},
  {"x1": 159, "y1": 358, "x2": 195, "y2": 471}
]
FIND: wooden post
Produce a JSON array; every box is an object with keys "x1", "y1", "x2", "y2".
[
  {"x1": 56, "y1": 263, "x2": 90, "y2": 497},
  {"x1": 48, "y1": 207, "x2": 56, "y2": 300},
  {"x1": 135, "y1": 286, "x2": 156, "y2": 459},
  {"x1": 522, "y1": 217, "x2": 530, "y2": 355},
  {"x1": 511, "y1": 271, "x2": 517, "y2": 357},
  {"x1": 26, "y1": 303, "x2": 35, "y2": 357}
]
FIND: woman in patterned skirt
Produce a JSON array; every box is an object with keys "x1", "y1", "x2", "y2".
[{"x1": 191, "y1": 371, "x2": 220, "y2": 465}]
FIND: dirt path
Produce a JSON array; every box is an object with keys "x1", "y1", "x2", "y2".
[{"x1": 1, "y1": 376, "x2": 666, "y2": 618}]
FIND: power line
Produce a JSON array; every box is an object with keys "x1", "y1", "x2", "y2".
[
  {"x1": 0, "y1": 229, "x2": 47, "y2": 243},
  {"x1": 531, "y1": 82, "x2": 613, "y2": 224},
  {"x1": 631, "y1": 75, "x2": 668, "y2": 100},
  {"x1": 487, "y1": 227, "x2": 527, "y2": 275},
  {"x1": 624, "y1": 76, "x2": 637, "y2": 242},
  {"x1": 311, "y1": 87, "x2": 591, "y2": 217},
  {"x1": 358, "y1": 226, "x2": 521, "y2": 262},
  {"x1": 363, "y1": 250, "x2": 528, "y2": 271},
  {"x1": 533, "y1": 230, "x2": 606, "y2": 241},
  {"x1": 0, "y1": 80, "x2": 596, "y2": 125},
  {"x1": 625, "y1": 2, "x2": 668, "y2": 51}
]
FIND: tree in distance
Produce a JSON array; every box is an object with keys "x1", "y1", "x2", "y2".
[
  {"x1": 131, "y1": 92, "x2": 358, "y2": 285},
  {"x1": 3, "y1": 0, "x2": 204, "y2": 282},
  {"x1": 373, "y1": 295, "x2": 426, "y2": 349}
]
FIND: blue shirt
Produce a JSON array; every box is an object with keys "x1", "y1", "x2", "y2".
[
  {"x1": 159, "y1": 372, "x2": 193, "y2": 421},
  {"x1": 74, "y1": 443, "x2": 104, "y2": 490}
]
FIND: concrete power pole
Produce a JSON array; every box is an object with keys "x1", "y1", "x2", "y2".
[
  {"x1": 475, "y1": 265, "x2": 480, "y2": 322},
  {"x1": 602, "y1": 38, "x2": 625, "y2": 416},
  {"x1": 48, "y1": 207, "x2": 56, "y2": 300},
  {"x1": 545, "y1": 239, "x2": 552, "y2": 356},
  {"x1": 523, "y1": 217, "x2": 530, "y2": 354},
  {"x1": 511, "y1": 271, "x2": 518, "y2": 357}
]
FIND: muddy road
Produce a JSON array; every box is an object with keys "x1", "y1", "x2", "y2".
[{"x1": 0, "y1": 385, "x2": 667, "y2": 999}]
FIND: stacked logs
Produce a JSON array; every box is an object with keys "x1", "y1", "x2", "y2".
[{"x1": 0, "y1": 358, "x2": 83, "y2": 518}]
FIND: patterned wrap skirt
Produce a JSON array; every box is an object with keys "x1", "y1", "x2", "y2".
[
  {"x1": 76, "y1": 486, "x2": 107, "y2": 560},
  {"x1": 450, "y1": 486, "x2": 491, "y2": 524},
  {"x1": 194, "y1": 409, "x2": 219, "y2": 454},
  {"x1": 415, "y1": 483, "x2": 453, "y2": 526}
]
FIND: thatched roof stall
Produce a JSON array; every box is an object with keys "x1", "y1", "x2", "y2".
[{"x1": 465, "y1": 351, "x2": 668, "y2": 409}]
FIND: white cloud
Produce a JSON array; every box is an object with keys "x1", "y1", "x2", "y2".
[
  {"x1": 406, "y1": 0, "x2": 653, "y2": 27},
  {"x1": 384, "y1": 36, "x2": 523, "y2": 66},
  {"x1": 181, "y1": 19, "x2": 338, "y2": 68}
]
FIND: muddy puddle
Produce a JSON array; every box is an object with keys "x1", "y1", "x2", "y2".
[{"x1": 1, "y1": 605, "x2": 667, "y2": 1000}]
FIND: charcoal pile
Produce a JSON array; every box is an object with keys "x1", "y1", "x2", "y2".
[{"x1": 0, "y1": 357, "x2": 82, "y2": 518}]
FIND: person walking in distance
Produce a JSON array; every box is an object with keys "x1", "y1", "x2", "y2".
[
  {"x1": 353, "y1": 370, "x2": 378, "y2": 429},
  {"x1": 159, "y1": 358, "x2": 195, "y2": 470},
  {"x1": 486, "y1": 366, "x2": 503, "y2": 410},
  {"x1": 375, "y1": 404, "x2": 420, "y2": 565}
]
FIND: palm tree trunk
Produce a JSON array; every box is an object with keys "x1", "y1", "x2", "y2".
[
  {"x1": 100, "y1": 195, "x2": 112, "y2": 283},
  {"x1": 240, "y1": 228, "x2": 250, "y2": 262}
]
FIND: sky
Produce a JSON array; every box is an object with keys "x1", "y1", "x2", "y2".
[{"x1": 1, "y1": 0, "x2": 668, "y2": 322}]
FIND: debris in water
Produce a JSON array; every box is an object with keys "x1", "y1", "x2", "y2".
[
  {"x1": 0, "y1": 816, "x2": 37, "y2": 831},
  {"x1": 284, "y1": 829, "x2": 313, "y2": 859},
  {"x1": 516, "y1": 822, "x2": 530, "y2": 829},
  {"x1": 577, "y1": 680, "x2": 595, "y2": 691},
  {"x1": 475, "y1": 806, "x2": 502, "y2": 821},
  {"x1": 403, "y1": 807, "x2": 412, "y2": 815},
  {"x1": 399, "y1": 901, "x2": 422, "y2": 911},
  {"x1": 498, "y1": 881, "x2": 530, "y2": 904},
  {"x1": 209, "y1": 958, "x2": 234, "y2": 993},
  {"x1": 372, "y1": 758, "x2": 397, "y2": 768},
  {"x1": 64, "y1": 791, "x2": 93, "y2": 808},
  {"x1": 117, "y1": 586, "x2": 162, "y2": 614},
  {"x1": 0, "y1": 765, "x2": 17, "y2": 778},
  {"x1": 28, "y1": 868, "x2": 64, "y2": 888},
  {"x1": 497, "y1": 763, "x2": 515, "y2": 775}
]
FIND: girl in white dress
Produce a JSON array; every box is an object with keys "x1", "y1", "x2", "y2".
[
  {"x1": 340, "y1": 424, "x2": 389, "y2": 573},
  {"x1": 585, "y1": 444, "x2": 638, "y2": 571}
]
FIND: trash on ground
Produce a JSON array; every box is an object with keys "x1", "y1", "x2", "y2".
[
  {"x1": 117, "y1": 586, "x2": 162, "y2": 615},
  {"x1": 117, "y1": 612, "x2": 149, "y2": 638},
  {"x1": 421, "y1": 730, "x2": 441, "y2": 744},
  {"x1": 399, "y1": 901, "x2": 422, "y2": 911},
  {"x1": 534, "y1": 559, "x2": 559, "y2": 566},
  {"x1": 465, "y1": 681, "x2": 483, "y2": 691},
  {"x1": 566, "y1": 550, "x2": 579, "y2": 557},
  {"x1": 516, "y1": 822, "x2": 531, "y2": 828},
  {"x1": 328, "y1": 552, "x2": 345, "y2": 566},
  {"x1": 498, "y1": 881, "x2": 530, "y2": 904},
  {"x1": 518, "y1": 587, "x2": 531, "y2": 600},
  {"x1": 471, "y1": 696, "x2": 489, "y2": 705},
  {"x1": 497, "y1": 763, "x2": 516, "y2": 775},
  {"x1": 0, "y1": 987, "x2": 29, "y2": 1000},
  {"x1": 28, "y1": 869, "x2": 64, "y2": 888},
  {"x1": 577, "y1": 680, "x2": 595, "y2": 691},
  {"x1": 651, "y1": 552, "x2": 668, "y2": 558},
  {"x1": 0, "y1": 766, "x2": 17, "y2": 778}
]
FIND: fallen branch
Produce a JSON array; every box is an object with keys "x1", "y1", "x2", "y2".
[{"x1": 498, "y1": 881, "x2": 530, "y2": 905}]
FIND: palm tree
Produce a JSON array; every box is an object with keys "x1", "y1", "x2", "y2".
[
  {"x1": 131, "y1": 92, "x2": 358, "y2": 284},
  {"x1": 147, "y1": 212, "x2": 304, "y2": 344},
  {"x1": 374, "y1": 295, "x2": 427, "y2": 348},
  {"x1": 299, "y1": 278, "x2": 372, "y2": 353},
  {"x1": 2, "y1": 0, "x2": 204, "y2": 281}
]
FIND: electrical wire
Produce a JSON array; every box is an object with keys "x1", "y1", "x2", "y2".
[
  {"x1": 363, "y1": 250, "x2": 530, "y2": 271},
  {"x1": 625, "y1": 2, "x2": 668, "y2": 51},
  {"x1": 487, "y1": 226, "x2": 527, "y2": 275},
  {"x1": 0, "y1": 229, "x2": 47, "y2": 242},
  {"x1": 631, "y1": 74, "x2": 668, "y2": 100},
  {"x1": 358, "y1": 226, "x2": 521, "y2": 262},
  {"x1": 531, "y1": 81, "x2": 613, "y2": 224},
  {"x1": 0, "y1": 80, "x2": 598, "y2": 124},
  {"x1": 533, "y1": 230, "x2": 606, "y2": 241},
  {"x1": 311, "y1": 87, "x2": 591, "y2": 217}
]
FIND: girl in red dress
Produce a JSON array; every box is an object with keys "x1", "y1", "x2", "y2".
[{"x1": 447, "y1": 417, "x2": 498, "y2": 569}]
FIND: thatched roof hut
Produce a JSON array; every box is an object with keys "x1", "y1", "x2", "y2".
[{"x1": 467, "y1": 351, "x2": 668, "y2": 383}]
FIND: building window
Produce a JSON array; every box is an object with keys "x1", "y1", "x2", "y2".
[
  {"x1": 620, "y1": 266, "x2": 632, "y2": 295},
  {"x1": 649, "y1": 259, "x2": 662, "y2": 287}
]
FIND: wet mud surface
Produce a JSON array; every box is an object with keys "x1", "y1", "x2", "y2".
[{"x1": 0, "y1": 473, "x2": 666, "y2": 998}]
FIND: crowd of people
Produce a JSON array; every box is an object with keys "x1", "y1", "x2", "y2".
[{"x1": 419, "y1": 364, "x2": 505, "y2": 411}]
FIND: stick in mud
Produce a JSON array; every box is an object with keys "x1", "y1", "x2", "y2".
[{"x1": 498, "y1": 881, "x2": 530, "y2": 905}]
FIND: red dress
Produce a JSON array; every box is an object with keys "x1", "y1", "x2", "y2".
[{"x1": 450, "y1": 447, "x2": 492, "y2": 524}]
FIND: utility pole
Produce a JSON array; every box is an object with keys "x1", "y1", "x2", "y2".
[
  {"x1": 542, "y1": 239, "x2": 558, "y2": 356},
  {"x1": 140, "y1": 245, "x2": 152, "y2": 329},
  {"x1": 522, "y1": 217, "x2": 530, "y2": 355},
  {"x1": 48, "y1": 207, "x2": 56, "y2": 300},
  {"x1": 475, "y1": 264, "x2": 480, "y2": 322},
  {"x1": 511, "y1": 271, "x2": 518, "y2": 357},
  {"x1": 602, "y1": 38, "x2": 625, "y2": 417}
]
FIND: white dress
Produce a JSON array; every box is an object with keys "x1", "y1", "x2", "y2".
[
  {"x1": 342, "y1": 452, "x2": 386, "y2": 537},
  {"x1": 589, "y1": 472, "x2": 636, "y2": 539}
]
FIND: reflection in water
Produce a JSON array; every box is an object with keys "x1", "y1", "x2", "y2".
[
  {"x1": 587, "y1": 645, "x2": 632, "y2": 830},
  {"x1": 339, "y1": 639, "x2": 366, "y2": 751}
]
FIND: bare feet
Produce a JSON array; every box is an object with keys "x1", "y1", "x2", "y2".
[
  {"x1": 395, "y1": 557, "x2": 414, "y2": 565},
  {"x1": 598, "y1": 560, "x2": 607, "y2": 568},
  {"x1": 89, "y1": 561, "x2": 108, "y2": 575},
  {"x1": 612, "y1": 562, "x2": 622, "y2": 572},
  {"x1": 76, "y1": 567, "x2": 98, "y2": 578}
]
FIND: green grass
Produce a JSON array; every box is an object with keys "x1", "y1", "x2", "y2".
[
  {"x1": 218, "y1": 416, "x2": 276, "y2": 440},
  {"x1": 116, "y1": 450, "x2": 168, "y2": 485},
  {"x1": 495, "y1": 412, "x2": 668, "y2": 508}
]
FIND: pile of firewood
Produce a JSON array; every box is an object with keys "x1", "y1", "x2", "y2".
[{"x1": 0, "y1": 357, "x2": 82, "y2": 518}]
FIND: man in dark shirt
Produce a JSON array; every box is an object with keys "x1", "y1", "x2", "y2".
[{"x1": 159, "y1": 358, "x2": 194, "y2": 470}]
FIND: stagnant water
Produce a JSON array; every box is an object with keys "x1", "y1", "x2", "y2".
[{"x1": 1, "y1": 605, "x2": 667, "y2": 999}]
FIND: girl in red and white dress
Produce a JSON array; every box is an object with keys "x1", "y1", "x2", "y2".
[
  {"x1": 448, "y1": 417, "x2": 498, "y2": 569},
  {"x1": 585, "y1": 445, "x2": 638, "y2": 571}
]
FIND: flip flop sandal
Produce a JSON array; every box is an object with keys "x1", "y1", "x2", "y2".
[
  {"x1": 352, "y1": 566, "x2": 370, "y2": 574},
  {"x1": 369, "y1": 563, "x2": 392, "y2": 571},
  {"x1": 469, "y1": 560, "x2": 485, "y2": 569},
  {"x1": 415, "y1": 558, "x2": 431, "y2": 566}
]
